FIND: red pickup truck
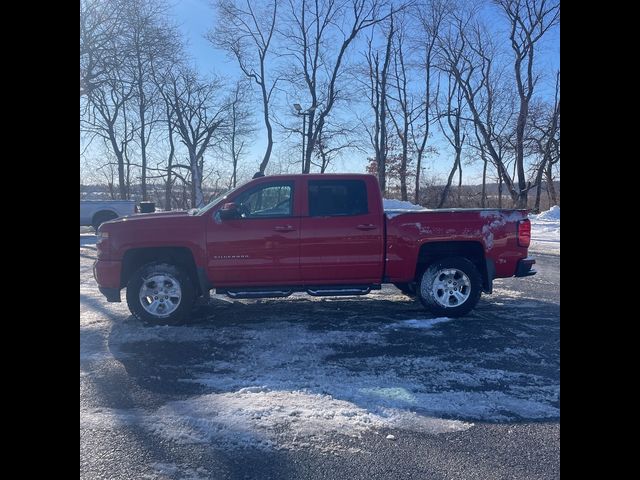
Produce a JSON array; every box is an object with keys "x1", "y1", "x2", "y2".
[{"x1": 94, "y1": 174, "x2": 535, "y2": 323}]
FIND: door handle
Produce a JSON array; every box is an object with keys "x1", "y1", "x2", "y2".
[
  {"x1": 274, "y1": 225, "x2": 295, "y2": 232},
  {"x1": 356, "y1": 224, "x2": 377, "y2": 231}
]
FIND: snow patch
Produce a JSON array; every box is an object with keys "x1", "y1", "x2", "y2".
[
  {"x1": 383, "y1": 198, "x2": 425, "y2": 210},
  {"x1": 479, "y1": 211, "x2": 525, "y2": 250},
  {"x1": 534, "y1": 205, "x2": 560, "y2": 221},
  {"x1": 145, "y1": 462, "x2": 210, "y2": 480},
  {"x1": 383, "y1": 198, "x2": 427, "y2": 218},
  {"x1": 386, "y1": 318, "x2": 452, "y2": 329},
  {"x1": 529, "y1": 206, "x2": 560, "y2": 254},
  {"x1": 81, "y1": 390, "x2": 472, "y2": 453}
]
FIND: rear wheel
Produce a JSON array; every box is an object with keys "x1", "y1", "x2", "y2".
[
  {"x1": 418, "y1": 256, "x2": 482, "y2": 317},
  {"x1": 126, "y1": 262, "x2": 195, "y2": 324}
]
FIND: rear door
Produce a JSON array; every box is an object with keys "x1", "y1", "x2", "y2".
[{"x1": 299, "y1": 178, "x2": 384, "y2": 284}]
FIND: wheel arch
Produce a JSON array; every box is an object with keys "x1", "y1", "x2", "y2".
[
  {"x1": 120, "y1": 247, "x2": 203, "y2": 295},
  {"x1": 92, "y1": 209, "x2": 119, "y2": 226},
  {"x1": 415, "y1": 240, "x2": 493, "y2": 293}
]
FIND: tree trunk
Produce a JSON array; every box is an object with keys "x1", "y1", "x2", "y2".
[
  {"x1": 117, "y1": 158, "x2": 127, "y2": 200},
  {"x1": 515, "y1": 191, "x2": 527, "y2": 209},
  {"x1": 125, "y1": 157, "x2": 131, "y2": 200},
  {"x1": 138, "y1": 69, "x2": 148, "y2": 201},
  {"x1": 533, "y1": 158, "x2": 547, "y2": 213},
  {"x1": 400, "y1": 132, "x2": 408, "y2": 201},
  {"x1": 438, "y1": 149, "x2": 460, "y2": 208},
  {"x1": 165, "y1": 130, "x2": 175, "y2": 211},
  {"x1": 303, "y1": 112, "x2": 314, "y2": 174},
  {"x1": 377, "y1": 15, "x2": 394, "y2": 194},
  {"x1": 190, "y1": 150, "x2": 204, "y2": 208},
  {"x1": 546, "y1": 163, "x2": 557, "y2": 205},
  {"x1": 258, "y1": 75, "x2": 273, "y2": 174},
  {"x1": 514, "y1": 98, "x2": 528, "y2": 200},
  {"x1": 481, "y1": 153, "x2": 487, "y2": 208},
  {"x1": 231, "y1": 118, "x2": 238, "y2": 188},
  {"x1": 457, "y1": 159, "x2": 462, "y2": 205},
  {"x1": 414, "y1": 152, "x2": 422, "y2": 205}
]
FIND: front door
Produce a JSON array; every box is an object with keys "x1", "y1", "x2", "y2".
[{"x1": 206, "y1": 180, "x2": 300, "y2": 287}]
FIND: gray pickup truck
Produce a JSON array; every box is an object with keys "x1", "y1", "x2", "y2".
[{"x1": 80, "y1": 200, "x2": 136, "y2": 232}]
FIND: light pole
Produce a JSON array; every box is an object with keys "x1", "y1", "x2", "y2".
[{"x1": 293, "y1": 103, "x2": 315, "y2": 173}]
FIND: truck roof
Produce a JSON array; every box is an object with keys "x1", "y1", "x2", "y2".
[{"x1": 252, "y1": 173, "x2": 377, "y2": 181}]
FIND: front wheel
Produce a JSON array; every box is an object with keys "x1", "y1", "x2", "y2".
[
  {"x1": 418, "y1": 257, "x2": 482, "y2": 317},
  {"x1": 126, "y1": 262, "x2": 195, "y2": 324}
]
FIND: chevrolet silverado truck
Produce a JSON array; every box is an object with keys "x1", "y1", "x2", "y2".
[{"x1": 93, "y1": 174, "x2": 535, "y2": 323}]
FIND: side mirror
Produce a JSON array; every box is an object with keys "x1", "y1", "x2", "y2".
[{"x1": 219, "y1": 202, "x2": 240, "y2": 220}]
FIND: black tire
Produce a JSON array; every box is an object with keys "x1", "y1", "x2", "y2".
[
  {"x1": 394, "y1": 282, "x2": 417, "y2": 297},
  {"x1": 418, "y1": 256, "x2": 482, "y2": 317},
  {"x1": 92, "y1": 211, "x2": 118, "y2": 233},
  {"x1": 126, "y1": 262, "x2": 196, "y2": 325}
]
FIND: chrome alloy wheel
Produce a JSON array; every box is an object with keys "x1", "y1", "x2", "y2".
[
  {"x1": 429, "y1": 268, "x2": 471, "y2": 308},
  {"x1": 139, "y1": 273, "x2": 182, "y2": 317}
]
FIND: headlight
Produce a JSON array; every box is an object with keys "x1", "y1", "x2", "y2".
[{"x1": 96, "y1": 231, "x2": 110, "y2": 259}]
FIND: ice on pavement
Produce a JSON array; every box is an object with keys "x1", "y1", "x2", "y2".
[
  {"x1": 82, "y1": 317, "x2": 558, "y2": 453},
  {"x1": 386, "y1": 318, "x2": 452, "y2": 329}
]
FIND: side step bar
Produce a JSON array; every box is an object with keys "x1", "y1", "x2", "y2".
[
  {"x1": 218, "y1": 284, "x2": 381, "y2": 300},
  {"x1": 225, "y1": 289, "x2": 293, "y2": 299},
  {"x1": 307, "y1": 286, "x2": 372, "y2": 296}
]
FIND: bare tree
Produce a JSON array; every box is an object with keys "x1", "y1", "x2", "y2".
[
  {"x1": 495, "y1": 0, "x2": 560, "y2": 207},
  {"x1": 169, "y1": 69, "x2": 230, "y2": 208},
  {"x1": 530, "y1": 70, "x2": 559, "y2": 211},
  {"x1": 227, "y1": 80, "x2": 256, "y2": 187},
  {"x1": 82, "y1": 67, "x2": 137, "y2": 199},
  {"x1": 80, "y1": 0, "x2": 128, "y2": 97},
  {"x1": 159, "y1": 89, "x2": 178, "y2": 210},
  {"x1": 411, "y1": 0, "x2": 448, "y2": 204},
  {"x1": 471, "y1": 122, "x2": 489, "y2": 207},
  {"x1": 125, "y1": 0, "x2": 180, "y2": 201},
  {"x1": 212, "y1": 0, "x2": 279, "y2": 175},
  {"x1": 435, "y1": 71, "x2": 466, "y2": 208},
  {"x1": 361, "y1": 15, "x2": 394, "y2": 193},
  {"x1": 437, "y1": 8, "x2": 527, "y2": 207},
  {"x1": 387, "y1": 15, "x2": 416, "y2": 201},
  {"x1": 280, "y1": 0, "x2": 393, "y2": 174}
]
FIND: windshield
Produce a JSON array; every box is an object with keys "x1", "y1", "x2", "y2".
[{"x1": 194, "y1": 185, "x2": 242, "y2": 215}]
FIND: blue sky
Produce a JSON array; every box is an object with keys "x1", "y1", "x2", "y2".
[{"x1": 168, "y1": 0, "x2": 559, "y2": 184}]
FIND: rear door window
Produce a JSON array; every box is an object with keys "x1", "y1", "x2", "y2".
[{"x1": 308, "y1": 180, "x2": 368, "y2": 217}]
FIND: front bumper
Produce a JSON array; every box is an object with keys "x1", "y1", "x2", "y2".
[
  {"x1": 93, "y1": 259, "x2": 122, "y2": 302},
  {"x1": 515, "y1": 257, "x2": 537, "y2": 277}
]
